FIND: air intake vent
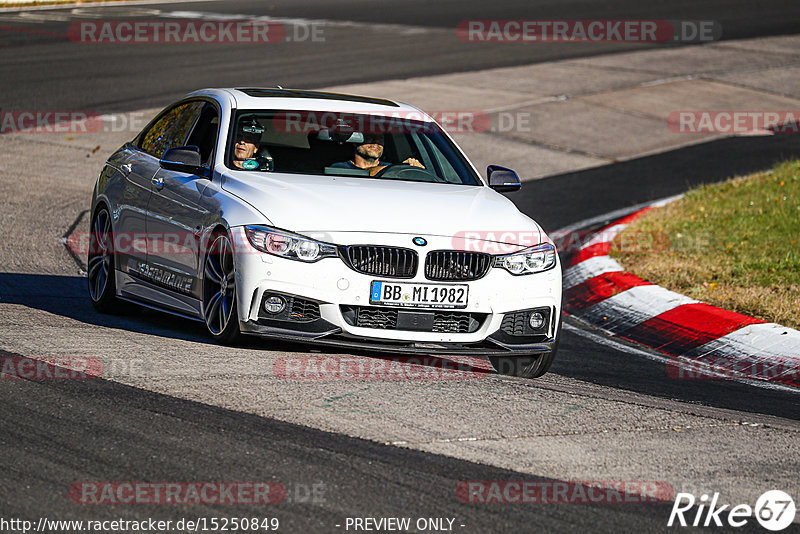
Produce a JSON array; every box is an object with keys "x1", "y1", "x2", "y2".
[
  {"x1": 341, "y1": 306, "x2": 485, "y2": 333},
  {"x1": 424, "y1": 251, "x2": 492, "y2": 281},
  {"x1": 342, "y1": 246, "x2": 418, "y2": 278}
]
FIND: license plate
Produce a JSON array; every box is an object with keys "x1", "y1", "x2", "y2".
[{"x1": 370, "y1": 281, "x2": 468, "y2": 309}]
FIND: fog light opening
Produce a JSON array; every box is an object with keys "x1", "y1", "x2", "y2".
[
  {"x1": 529, "y1": 311, "x2": 545, "y2": 330},
  {"x1": 263, "y1": 295, "x2": 287, "y2": 314}
]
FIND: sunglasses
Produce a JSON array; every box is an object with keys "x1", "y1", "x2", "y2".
[
  {"x1": 237, "y1": 135, "x2": 260, "y2": 144},
  {"x1": 362, "y1": 135, "x2": 385, "y2": 145}
]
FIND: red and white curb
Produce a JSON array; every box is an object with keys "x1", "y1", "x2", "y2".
[{"x1": 553, "y1": 198, "x2": 800, "y2": 389}]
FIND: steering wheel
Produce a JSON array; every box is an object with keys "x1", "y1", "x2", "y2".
[{"x1": 373, "y1": 164, "x2": 446, "y2": 182}]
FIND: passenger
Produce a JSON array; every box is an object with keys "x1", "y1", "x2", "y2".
[
  {"x1": 232, "y1": 117, "x2": 265, "y2": 170},
  {"x1": 331, "y1": 132, "x2": 424, "y2": 173}
]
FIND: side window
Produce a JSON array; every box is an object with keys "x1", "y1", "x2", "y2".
[
  {"x1": 185, "y1": 103, "x2": 220, "y2": 165},
  {"x1": 139, "y1": 102, "x2": 204, "y2": 159}
]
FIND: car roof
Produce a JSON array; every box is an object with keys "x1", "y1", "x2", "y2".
[{"x1": 187, "y1": 87, "x2": 433, "y2": 120}]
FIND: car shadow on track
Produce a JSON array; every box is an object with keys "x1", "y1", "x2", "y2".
[
  {"x1": 0, "y1": 271, "x2": 214, "y2": 343},
  {"x1": 0, "y1": 271, "x2": 493, "y2": 375},
  {"x1": 0, "y1": 363, "x2": 681, "y2": 532}
]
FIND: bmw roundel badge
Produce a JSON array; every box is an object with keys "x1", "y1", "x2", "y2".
[{"x1": 412, "y1": 237, "x2": 427, "y2": 246}]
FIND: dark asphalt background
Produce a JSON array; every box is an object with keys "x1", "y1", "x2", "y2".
[
  {"x1": 1, "y1": 0, "x2": 800, "y2": 111},
  {"x1": 0, "y1": 350, "x2": 688, "y2": 533},
  {"x1": 1, "y1": 1, "x2": 799, "y2": 532}
]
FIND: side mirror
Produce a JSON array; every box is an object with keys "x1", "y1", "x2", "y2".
[
  {"x1": 160, "y1": 146, "x2": 206, "y2": 175},
  {"x1": 487, "y1": 165, "x2": 522, "y2": 192}
]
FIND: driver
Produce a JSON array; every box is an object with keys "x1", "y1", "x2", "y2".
[
  {"x1": 331, "y1": 132, "x2": 424, "y2": 175},
  {"x1": 232, "y1": 117, "x2": 266, "y2": 170}
]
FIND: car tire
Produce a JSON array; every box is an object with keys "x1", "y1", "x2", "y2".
[
  {"x1": 202, "y1": 230, "x2": 241, "y2": 344},
  {"x1": 87, "y1": 206, "x2": 127, "y2": 314},
  {"x1": 489, "y1": 314, "x2": 562, "y2": 378}
]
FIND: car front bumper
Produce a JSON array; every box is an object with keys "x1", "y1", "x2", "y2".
[{"x1": 232, "y1": 227, "x2": 562, "y2": 355}]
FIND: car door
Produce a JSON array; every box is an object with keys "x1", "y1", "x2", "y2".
[
  {"x1": 114, "y1": 101, "x2": 205, "y2": 307},
  {"x1": 145, "y1": 101, "x2": 218, "y2": 302},
  {"x1": 111, "y1": 142, "x2": 157, "y2": 277}
]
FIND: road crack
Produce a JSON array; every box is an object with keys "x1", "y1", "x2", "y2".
[{"x1": 386, "y1": 420, "x2": 761, "y2": 446}]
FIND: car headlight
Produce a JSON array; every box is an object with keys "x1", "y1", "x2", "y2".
[
  {"x1": 245, "y1": 225, "x2": 338, "y2": 262},
  {"x1": 493, "y1": 243, "x2": 557, "y2": 275}
]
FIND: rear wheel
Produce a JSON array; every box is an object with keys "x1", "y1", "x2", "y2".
[
  {"x1": 87, "y1": 206, "x2": 126, "y2": 313},
  {"x1": 489, "y1": 315, "x2": 562, "y2": 378},
  {"x1": 202, "y1": 232, "x2": 241, "y2": 344}
]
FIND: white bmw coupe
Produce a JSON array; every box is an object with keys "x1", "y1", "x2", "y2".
[{"x1": 89, "y1": 88, "x2": 562, "y2": 378}]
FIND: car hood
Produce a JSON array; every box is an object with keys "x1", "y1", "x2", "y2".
[{"x1": 222, "y1": 171, "x2": 543, "y2": 245}]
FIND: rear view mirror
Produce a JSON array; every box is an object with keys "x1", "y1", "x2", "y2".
[
  {"x1": 487, "y1": 165, "x2": 522, "y2": 192},
  {"x1": 160, "y1": 146, "x2": 205, "y2": 175},
  {"x1": 317, "y1": 129, "x2": 364, "y2": 144}
]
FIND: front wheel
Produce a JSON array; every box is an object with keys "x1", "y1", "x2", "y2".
[{"x1": 202, "y1": 232, "x2": 241, "y2": 344}]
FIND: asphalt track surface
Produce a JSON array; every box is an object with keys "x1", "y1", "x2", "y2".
[
  {"x1": 0, "y1": 0, "x2": 800, "y2": 111},
  {"x1": 1, "y1": 1, "x2": 800, "y2": 533}
]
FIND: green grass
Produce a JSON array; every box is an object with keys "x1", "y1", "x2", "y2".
[{"x1": 611, "y1": 159, "x2": 800, "y2": 328}]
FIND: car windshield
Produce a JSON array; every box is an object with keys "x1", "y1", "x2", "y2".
[{"x1": 227, "y1": 110, "x2": 482, "y2": 185}]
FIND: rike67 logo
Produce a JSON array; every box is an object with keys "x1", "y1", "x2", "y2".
[{"x1": 668, "y1": 490, "x2": 796, "y2": 530}]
